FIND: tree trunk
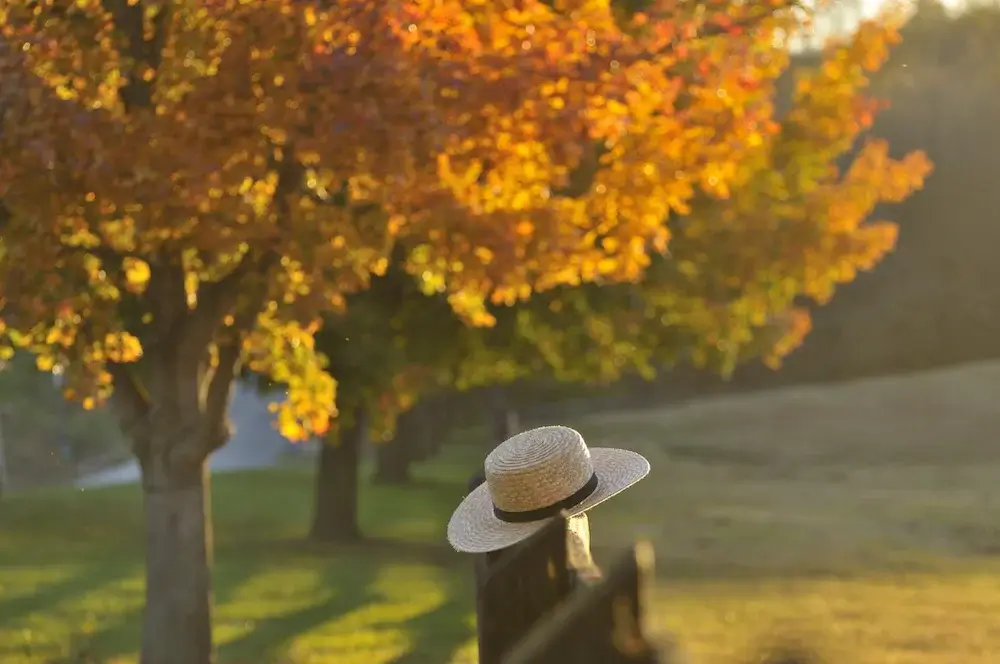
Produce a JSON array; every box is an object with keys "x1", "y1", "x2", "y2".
[
  {"x1": 116, "y1": 318, "x2": 241, "y2": 664},
  {"x1": 373, "y1": 435, "x2": 413, "y2": 485},
  {"x1": 140, "y1": 461, "x2": 213, "y2": 664},
  {"x1": 103, "y1": 227, "x2": 261, "y2": 664},
  {"x1": 372, "y1": 405, "x2": 423, "y2": 485},
  {"x1": 127, "y1": 382, "x2": 223, "y2": 664},
  {"x1": 413, "y1": 394, "x2": 455, "y2": 461},
  {"x1": 409, "y1": 398, "x2": 441, "y2": 462},
  {"x1": 487, "y1": 386, "x2": 520, "y2": 449},
  {"x1": 310, "y1": 407, "x2": 366, "y2": 543}
]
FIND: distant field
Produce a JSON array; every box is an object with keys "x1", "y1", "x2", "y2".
[
  {"x1": 3, "y1": 361, "x2": 1000, "y2": 663},
  {"x1": 585, "y1": 361, "x2": 1000, "y2": 663}
]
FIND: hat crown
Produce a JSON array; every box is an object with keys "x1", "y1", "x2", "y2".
[{"x1": 485, "y1": 426, "x2": 595, "y2": 514}]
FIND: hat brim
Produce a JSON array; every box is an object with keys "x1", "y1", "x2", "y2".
[{"x1": 446, "y1": 448, "x2": 650, "y2": 554}]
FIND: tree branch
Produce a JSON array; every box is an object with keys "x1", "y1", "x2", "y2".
[
  {"x1": 144, "y1": 260, "x2": 190, "y2": 350},
  {"x1": 200, "y1": 333, "x2": 243, "y2": 454},
  {"x1": 102, "y1": 0, "x2": 171, "y2": 112},
  {"x1": 108, "y1": 360, "x2": 153, "y2": 459},
  {"x1": 182, "y1": 148, "x2": 306, "y2": 454}
]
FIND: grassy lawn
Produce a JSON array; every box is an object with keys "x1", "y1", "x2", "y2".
[
  {"x1": 4, "y1": 363, "x2": 1000, "y2": 663},
  {"x1": 0, "y1": 465, "x2": 479, "y2": 664}
]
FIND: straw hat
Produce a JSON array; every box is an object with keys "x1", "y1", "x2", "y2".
[{"x1": 447, "y1": 425, "x2": 650, "y2": 553}]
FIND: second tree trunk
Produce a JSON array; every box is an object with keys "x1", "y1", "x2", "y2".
[
  {"x1": 373, "y1": 405, "x2": 426, "y2": 485},
  {"x1": 310, "y1": 407, "x2": 366, "y2": 543}
]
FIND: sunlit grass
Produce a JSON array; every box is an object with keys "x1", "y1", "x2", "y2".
[
  {"x1": 0, "y1": 464, "x2": 478, "y2": 664},
  {"x1": 4, "y1": 367, "x2": 1000, "y2": 662},
  {"x1": 0, "y1": 553, "x2": 478, "y2": 664},
  {"x1": 650, "y1": 568, "x2": 1000, "y2": 664}
]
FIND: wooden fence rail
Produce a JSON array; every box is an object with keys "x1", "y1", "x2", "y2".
[{"x1": 474, "y1": 511, "x2": 667, "y2": 664}]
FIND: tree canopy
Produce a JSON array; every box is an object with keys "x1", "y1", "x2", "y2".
[
  {"x1": 308, "y1": 17, "x2": 933, "y2": 443},
  {"x1": 0, "y1": 2, "x2": 923, "y2": 432},
  {"x1": 0, "y1": 0, "x2": 925, "y2": 441}
]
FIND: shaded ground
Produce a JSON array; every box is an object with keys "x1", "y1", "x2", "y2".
[{"x1": 4, "y1": 361, "x2": 1000, "y2": 663}]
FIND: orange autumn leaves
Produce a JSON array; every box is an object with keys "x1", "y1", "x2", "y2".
[{"x1": 0, "y1": 0, "x2": 928, "y2": 438}]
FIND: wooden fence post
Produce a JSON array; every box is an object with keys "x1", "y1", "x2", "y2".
[
  {"x1": 504, "y1": 541, "x2": 662, "y2": 664},
  {"x1": 476, "y1": 514, "x2": 573, "y2": 664}
]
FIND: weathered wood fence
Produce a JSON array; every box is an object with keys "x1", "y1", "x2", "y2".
[
  {"x1": 473, "y1": 513, "x2": 666, "y2": 664},
  {"x1": 471, "y1": 511, "x2": 820, "y2": 664}
]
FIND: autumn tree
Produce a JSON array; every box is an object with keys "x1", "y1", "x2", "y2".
[
  {"x1": 288, "y1": 6, "x2": 934, "y2": 547},
  {"x1": 299, "y1": 12, "x2": 933, "y2": 533},
  {"x1": 0, "y1": 1, "x2": 927, "y2": 662}
]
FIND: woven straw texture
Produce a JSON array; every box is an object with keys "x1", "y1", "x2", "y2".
[{"x1": 447, "y1": 425, "x2": 650, "y2": 553}]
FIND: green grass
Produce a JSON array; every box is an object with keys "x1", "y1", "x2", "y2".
[
  {"x1": 0, "y1": 463, "x2": 479, "y2": 664},
  {"x1": 5, "y1": 365, "x2": 1000, "y2": 663}
]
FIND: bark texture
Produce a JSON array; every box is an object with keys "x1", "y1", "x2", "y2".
[{"x1": 141, "y1": 463, "x2": 213, "y2": 664}]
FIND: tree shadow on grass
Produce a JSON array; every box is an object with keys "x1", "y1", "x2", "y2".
[
  {"x1": 0, "y1": 562, "x2": 134, "y2": 624},
  {"x1": 385, "y1": 572, "x2": 475, "y2": 664},
  {"x1": 0, "y1": 563, "x2": 139, "y2": 664},
  {"x1": 78, "y1": 555, "x2": 271, "y2": 662},
  {"x1": 217, "y1": 558, "x2": 382, "y2": 663},
  {"x1": 278, "y1": 537, "x2": 462, "y2": 568}
]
